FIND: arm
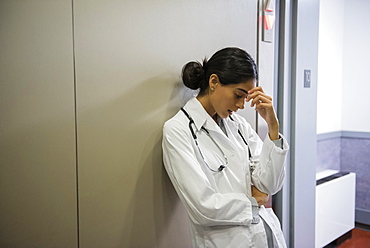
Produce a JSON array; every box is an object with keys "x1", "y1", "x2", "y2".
[
  {"x1": 244, "y1": 87, "x2": 289, "y2": 194},
  {"x1": 162, "y1": 119, "x2": 256, "y2": 226},
  {"x1": 251, "y1": 132, "x2": 289, "y2": 195}
]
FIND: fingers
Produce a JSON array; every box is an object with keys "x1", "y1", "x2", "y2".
[
  {"x1": 246, "y1": 87, "x2": 272, "y2": 108},
  {"x1": 247, "y1": 86, "x2": 264, "y2": 94},
  {"x1": 246, "y1": 87, "x2": 279, "y2": 132},
  {"x1": 248, "y1": 94, "x2": 272, "y2": 108},
  {"x1": 252, "y1": 185, "x2": 268, "y2": 197},
  {"x1": 251, "y1": 185, "x2": 269, "y2": 206}
]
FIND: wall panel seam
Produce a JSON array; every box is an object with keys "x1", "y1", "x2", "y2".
[{"x1": 71, "y1": 0, "x2": 80, "y2": 247}]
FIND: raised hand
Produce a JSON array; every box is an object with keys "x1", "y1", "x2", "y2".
[{"x1": 246, "y1": 86, "x2": 279, "y2": 140}]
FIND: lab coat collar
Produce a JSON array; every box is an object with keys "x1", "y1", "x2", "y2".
[
  {"x1": 183, "y1": 98, "x2": 219, "y2": 133},
  {"x1": 184, "y1": 98, "x2": 240, "y2": 138},
  {"x1": 223, "y1": 115, "x2": 245, "y2": 147},
  {"x1": 183, "y1": 98, "x2": 242, "y2": 152},
  {"x1": 224, "y1": 114, "x2": 240, "y2": 131}
]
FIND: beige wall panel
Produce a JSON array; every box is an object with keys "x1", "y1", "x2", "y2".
[
  {"x1": 0, "y1": 1, "x2": 77, "y2": 247},
  {"x1": 74, "y1": 0, "x2": 257, "y2": 247}
]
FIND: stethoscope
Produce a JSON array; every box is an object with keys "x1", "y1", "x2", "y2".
[{"x1": 181, "y1": 107, "x2": 254, "y2": 173}]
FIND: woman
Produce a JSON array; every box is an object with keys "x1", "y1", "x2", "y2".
[{"x1": 162, "y1": 47, "x2": 289, "y2": 247}]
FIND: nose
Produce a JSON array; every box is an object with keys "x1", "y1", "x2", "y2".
[{"x1": 236, "y1": 98, "x2": 245, "y2": 110}]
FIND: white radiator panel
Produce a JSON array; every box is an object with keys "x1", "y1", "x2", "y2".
[{"x1": 315, "y1": 170, "x2": 356, "y2": 248}]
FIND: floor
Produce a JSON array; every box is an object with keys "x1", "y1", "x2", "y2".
[
  {"x1": 324, "y1": 223, "x2": 370, "y2": 248},
  {"x1": 339, "y1": 227, "x2": 370, "y2": 248}
]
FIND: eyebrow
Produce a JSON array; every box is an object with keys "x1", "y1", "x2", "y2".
[{"x1": 236, "y1": 88, "x2": 249, "y2": 94}]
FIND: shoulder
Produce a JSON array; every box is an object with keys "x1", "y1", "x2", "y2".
[
  {"x1": 163, "y1": 98, "x2": 200, "y2": 136},
  {"x1": 163, "y1": 110, "x2": 189, "y2": 137}
]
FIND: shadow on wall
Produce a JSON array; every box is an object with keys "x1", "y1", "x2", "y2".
[{"x1": 110, "y1": 74, "x2": 193, "y2": 248}]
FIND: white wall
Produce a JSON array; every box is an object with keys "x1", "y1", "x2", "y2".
[
  {"x1": 317, "y1": 0, "x2": 345, "y2": 134},
  {"x1": 317, "y1": 0, "x2": 370, "y2": 134},
  {"x1": 341, "y1": 0, "x2": 370, "y2": 132}
]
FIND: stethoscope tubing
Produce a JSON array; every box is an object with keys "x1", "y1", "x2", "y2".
[{"x1": 180, "y1": 107, "x2": 253, "y2": 173}]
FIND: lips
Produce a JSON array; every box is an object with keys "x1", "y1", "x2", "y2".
[{"x1": 228, "y1": 110, "x2": 233, "y2": 115}]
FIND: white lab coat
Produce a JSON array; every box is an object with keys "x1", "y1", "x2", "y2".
[{"x1": 162, "y1": 98, "x2": 289, "y2": 248}]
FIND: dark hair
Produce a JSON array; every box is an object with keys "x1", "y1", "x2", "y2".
[{"x1": 182, "y1": 47, "x2": 258, "y2": 95}]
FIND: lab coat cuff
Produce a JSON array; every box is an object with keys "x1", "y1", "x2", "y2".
[
  {"x1": 266, "y1": 133, "x2": 289, "y2": 152},
  {"x1": 272, "y1": 136, "x2": 283, "y2": 148}
]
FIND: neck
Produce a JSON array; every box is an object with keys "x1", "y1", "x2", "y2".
[
  {"x1": 211, "y1": 113, "x2": 219, "y2": 123},
  {"x1": 196, "y1": 95, "x2": 217, "y2": 122}
]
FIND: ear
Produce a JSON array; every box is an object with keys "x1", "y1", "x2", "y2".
[{"x1": 209, "y1": 74, "x2": 219, "y2": 91}]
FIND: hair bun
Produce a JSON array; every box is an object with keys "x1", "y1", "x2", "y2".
[{"x1": 182, "y1": 61, "x2": 206, "y2": 90}]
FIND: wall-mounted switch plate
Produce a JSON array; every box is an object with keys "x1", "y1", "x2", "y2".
[{"x1": 304, "y1": 70, "x2": 311, "y2": 88}]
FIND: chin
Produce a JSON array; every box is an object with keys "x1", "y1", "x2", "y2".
[
  {"x1": 220, "y1": 113, "x2": 231, "y2": 119},
  {"x1": 217, "y1": 110, "x2": 232, "y2": 119}
]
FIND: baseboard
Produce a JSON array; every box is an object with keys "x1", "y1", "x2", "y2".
[
  {"x1": 317, "y1": 131, "x2": 342, "y2": 141},
  {"x1": 317, "y1": 131, "x2": 370, "y2": 141},
  {"x1": 341, "y1": 131, "x2": 370, "y2": 139},
  {"x1": 356, "y1": 208, "x2": 370, "y2": 226}
]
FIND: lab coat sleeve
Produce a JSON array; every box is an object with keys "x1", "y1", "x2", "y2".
[
  {"x1": 162, "y1": 118, "x2": 254, "y2": 227},
  {"x1": 252, "y1": 134, "x2": 289, "y2": 195},
  {"x1": 237, "y1": 116, "x2": 289, "y2": 195}
]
